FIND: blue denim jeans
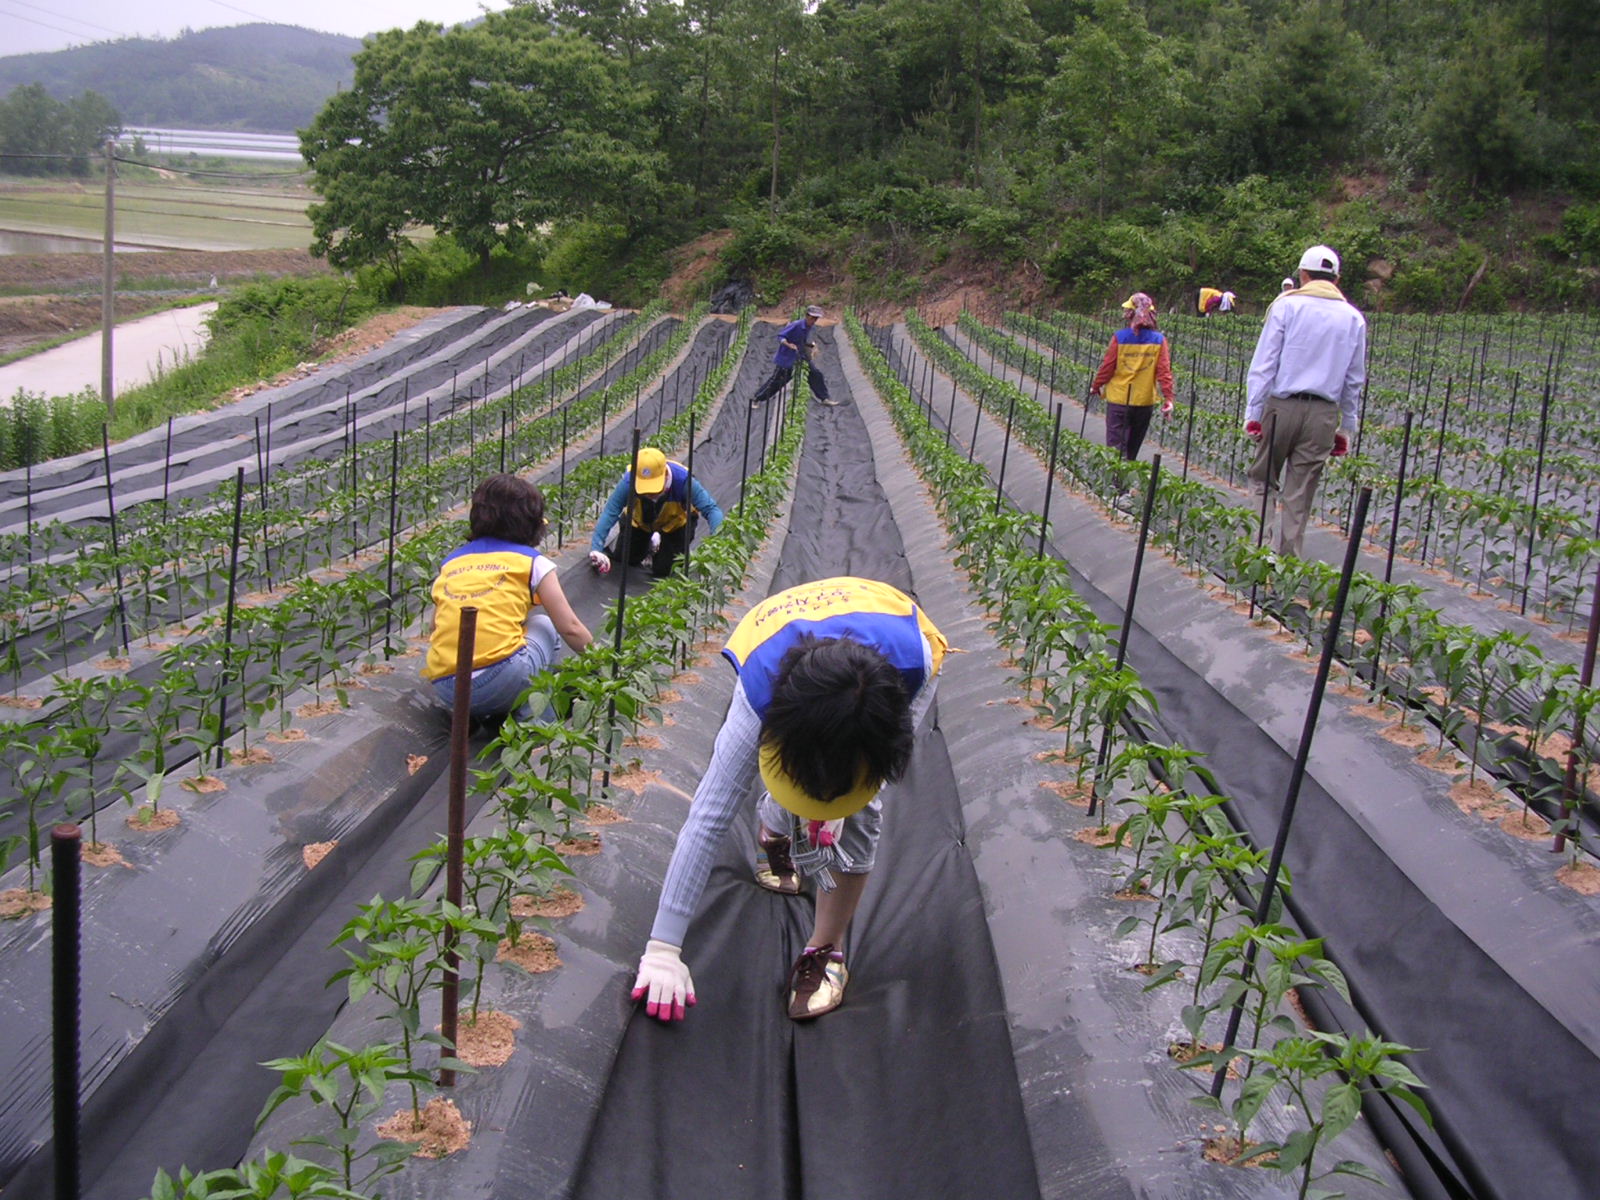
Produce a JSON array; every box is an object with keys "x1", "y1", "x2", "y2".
[{"x1": 431, "y1": 614, "x2": 560, "y2": 720}]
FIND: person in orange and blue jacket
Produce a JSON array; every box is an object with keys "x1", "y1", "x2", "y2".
[
  {"x1": 423, "y1": 474, "x2": 592, "y2": 720},
  {"x1": 1089, "y1": 291, "x2": 1175, "y2": 462}
]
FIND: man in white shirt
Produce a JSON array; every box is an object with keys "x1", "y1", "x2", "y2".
[{"x1": 1243, "y1": 244, "x2": 1367, "y2": 557}]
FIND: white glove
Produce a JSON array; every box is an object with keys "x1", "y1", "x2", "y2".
[
  {"x1": 649, "y1": 531, "x2": 661, "y2": 553},
  {"x1": 588, "y1": 550, "x2": 610, "y2": 574},
  {"x1": 632, "y1": 939, "x2": 695, "y2": 1021}
]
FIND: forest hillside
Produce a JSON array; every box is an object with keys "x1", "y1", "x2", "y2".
[{"x1": 4, "y1": 1, "x2": 1598, "y2": 314}]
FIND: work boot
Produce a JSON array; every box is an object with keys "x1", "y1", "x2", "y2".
[
  {"x1": 787, "y1": 944, "x2": 848, "y2": 1020},
  {"x1": 754, "y1": 831, "x2": 800, "y2": 894}
]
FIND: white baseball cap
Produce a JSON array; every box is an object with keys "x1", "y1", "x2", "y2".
[{"x1": 1297, "y1": 245, "x2": 1341, "y2": 275}]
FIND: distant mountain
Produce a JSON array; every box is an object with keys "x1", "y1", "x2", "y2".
[{"x1": 0, "y1": 25, "x2": 361, "y2": 134}]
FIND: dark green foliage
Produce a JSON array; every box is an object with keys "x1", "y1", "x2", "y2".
[
  {"x1": 0, "y1": 389, "x2": 106, "y2": 470},
  {"x1": 0, "y1": 84, "x2": 119, "y2": 176},
  {"x1": 1556, "y1": 200, "x2": 1600, "y2": 267}
]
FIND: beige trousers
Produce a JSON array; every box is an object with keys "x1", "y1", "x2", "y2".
[{"x1": 1247, "y1": 395, "x2": 1339, "y2": 558}]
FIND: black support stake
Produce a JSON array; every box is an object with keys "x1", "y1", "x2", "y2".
[
  {"x1": 214, "y1": 468, "x2": 246, "y2": 768},
  {"x1": 384, "y1": 433, "x2": 401, "y2": 655},
  {"x1": 603, "y1": 430, "x2": 642, "y2": 797},
  {"x1": 993, "y1": 394, "x2": 1018, "y2": 515},
  {"x1": 1210, "y1": 487, "x2": 1374, "y2": 1098},
  {"x1": 99, "y1": 426, "x2": 131, "y2": 654},
  {"x1": 52, "y1": 823, "x2": 82, "y2": 1200},
  {"x1": 1087, "y1": 455, "x2": 1162, "y2": 819},
  {"x1": 1037, "y1": 403, "x2": 1063, "y2": 558},
  {"x1": 439, "y1": 606, "x2": 476, "y2": 1089}
]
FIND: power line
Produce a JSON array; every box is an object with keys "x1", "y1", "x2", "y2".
[
  {"x1": 110, "y1": 153, "x2": 309, "y2": 180},
  {"x1": 3, "y1": 0, "x2": 127, "y2": 39},
  {"x1": 0, "y1": 2, "x2": 103, "y2": 44}
]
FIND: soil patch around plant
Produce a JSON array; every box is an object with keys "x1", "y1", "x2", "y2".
[
  {"x1": 375, "y1": 1097, "x2": 471, "y2": 1158},
  {"x1": 450, "y1": 1010, "x2": 522, "y2": 1068},
  {"x1": 82, "y1": 841, "x2": 130, "y2": 869},
  {"x1": 555, "y1": 832, "x2": 602, "y2": 856},
  {"x1": 229, "y1": 747, "x2": 275, "y2": 766},
  {"x1": 1556, "y1": 863, "x2": 1600, "y2": 895},
  {"x1": 406, "y1": 754, "x2": 428, "y2": 775},
  {"x1": 0, "y1": 888, "x2": 52, "y2": 919},
  {"x1": 583, "y1": 803, "x2": 625, "y2": 826},
  {"x1": 496, "y1": 932, "x2": 561, "y2": 973},
  {"x1": 602, "y1": 766, "x2": 660, "y2": 795},
  {"x1": 127, "y1": 806, "x2": 181, "y2": 831},
  {"x1": 510, "y1": 886, "x2": 584, "y2": 920},
  {"x1": 302, "y1": 841, "x2": 337, "y2": 871},
  {"x1": 1041, "y1": 779, "x2": 1094, "y2": 809},
  {"x1": 179, "y1": 774, "x2": 226, "y2": 794}
]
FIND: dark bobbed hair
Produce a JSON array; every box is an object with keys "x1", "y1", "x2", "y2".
[
  {"x1": 469, "y1": 474, "x2": 547, "y2": 546},
  {"x1": 760, "y1": 635, "x2": 915, "y2": 804}
]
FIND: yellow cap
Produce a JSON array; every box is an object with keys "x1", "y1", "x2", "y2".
[
  {"x1": 633, "y1": 447, "x2": 668, "y2": 495},
  {"x1": 758, "y1": 741, "x2": 877, "y2": 822}
]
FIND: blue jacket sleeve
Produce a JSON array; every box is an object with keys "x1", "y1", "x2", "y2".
[
  {"x1": 590, "y1": 475, "x2": 632, "y2": 552},
  {"x1": 690, "y1": 478, "x2": 723, "y2": 534}
]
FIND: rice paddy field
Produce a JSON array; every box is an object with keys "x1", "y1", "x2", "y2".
[{"x1": 0, "y1": 173, "x2": 314, "y2": 254}]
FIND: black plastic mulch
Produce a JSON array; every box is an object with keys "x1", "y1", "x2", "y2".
[{"x1": 884, "y1": 323, "x2": 1600, "y2": 1200}]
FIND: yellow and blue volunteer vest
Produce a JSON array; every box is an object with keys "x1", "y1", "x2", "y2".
[
  {"x1": 422, "y1": 537, "x2": 546, "y2": 681},
  {"x1": 722, "y1": 577, "x2": 947, "y2": 716},
  {"x1": 627, "y1": 461, "x2": 693, "y2": 533},
  {"x1": 1104, "y1": 328, "x2": 1166, "y2": 407}
]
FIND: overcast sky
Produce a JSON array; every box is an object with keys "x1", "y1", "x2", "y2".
[{"x1": 1, "y1": 0, "x2": 512, "y2": 57}]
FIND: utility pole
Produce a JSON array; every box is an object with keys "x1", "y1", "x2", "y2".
[{"x1": 101, "y1": 138, "x2": 116, "y2": 419}]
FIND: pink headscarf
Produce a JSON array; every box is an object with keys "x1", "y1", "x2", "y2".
[{"x1": 1122, "y1": 292, "x2": 1159, "y2": 331}]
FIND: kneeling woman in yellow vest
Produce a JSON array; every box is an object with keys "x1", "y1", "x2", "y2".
[{"x1": 422, "y1": 474, "x2": 593, "y2": 720}]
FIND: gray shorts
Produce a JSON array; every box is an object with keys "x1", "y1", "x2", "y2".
[{"x1": 757, "y1": 790, "x2": 883, "y2": 876}]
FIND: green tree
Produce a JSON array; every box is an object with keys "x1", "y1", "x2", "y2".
[
  {"x1": 1422, "y1": 15, "x2": 1539, "y2": 190},
  {"x1": 1037, "y1": 0, "x2": 1192, "y2": 217},
  {"x1": 301, "y1": 10, "x2": 662, "y2": 274},
  {"x1": 1202, "y1": 6, "x2": 1373, "y2": 180}
]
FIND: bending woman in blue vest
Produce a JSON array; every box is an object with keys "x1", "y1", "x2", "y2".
[
  {"x1": 632, "y1": 576, "x2": 947, "y2": 1022},
  {"x1": 588, "y1": 446, "x2": 724, "y2": 578},
  {"x1": 423, "y1": 474, "x2": 593, "y2": 719}
]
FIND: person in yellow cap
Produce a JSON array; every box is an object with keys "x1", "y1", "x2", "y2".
[
  {"x1": 587, "y1": 447, "x2": 724, "y2": 578},
  {"x1": 632, "y1": 576, "x2": 947, "y2": 1022}
]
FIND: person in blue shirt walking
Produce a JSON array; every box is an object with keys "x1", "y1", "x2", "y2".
[
  {"x1": 748, "y1": 304, "x2": 836, "y2": 407},
  {"x1": 588, "y1": 446, "x2": 724, "y2": 578}
]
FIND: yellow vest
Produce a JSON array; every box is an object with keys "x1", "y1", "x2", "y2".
[
  {"x1": 722, "y1": 577, "x2": 947, "y2": 715},
  {"x1": 422, "y1": 539, "x2": 546, "y2": 680}
]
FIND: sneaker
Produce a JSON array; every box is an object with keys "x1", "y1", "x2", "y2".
[
  {"x1": 787, "y1": 944, "x2": 848, "y2": 1020},
  {"x1": 754, "y1": 832, "x2": 800, "y2": 894},
  {"x1": 818, "y1": 398, "x2": 842, "y2": 407},
  {"x1": 750, "y1": 397, "x2": 765, "y2": 408}
]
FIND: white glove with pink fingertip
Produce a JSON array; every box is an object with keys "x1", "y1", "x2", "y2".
[
  {"x1": 589, "y1": 550, "x2": 610, "y2": 574},
  {"x1": 633, "y1": 939, "x2": 696, "y2": 1021}
]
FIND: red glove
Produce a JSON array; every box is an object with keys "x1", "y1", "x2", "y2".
[
  {"x1": 1331, "y1": 431, "x2": 1349, "y2": 457},
  {"x1": 1244, "y1": 420, "x2": 1263, "y2": 441}
]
